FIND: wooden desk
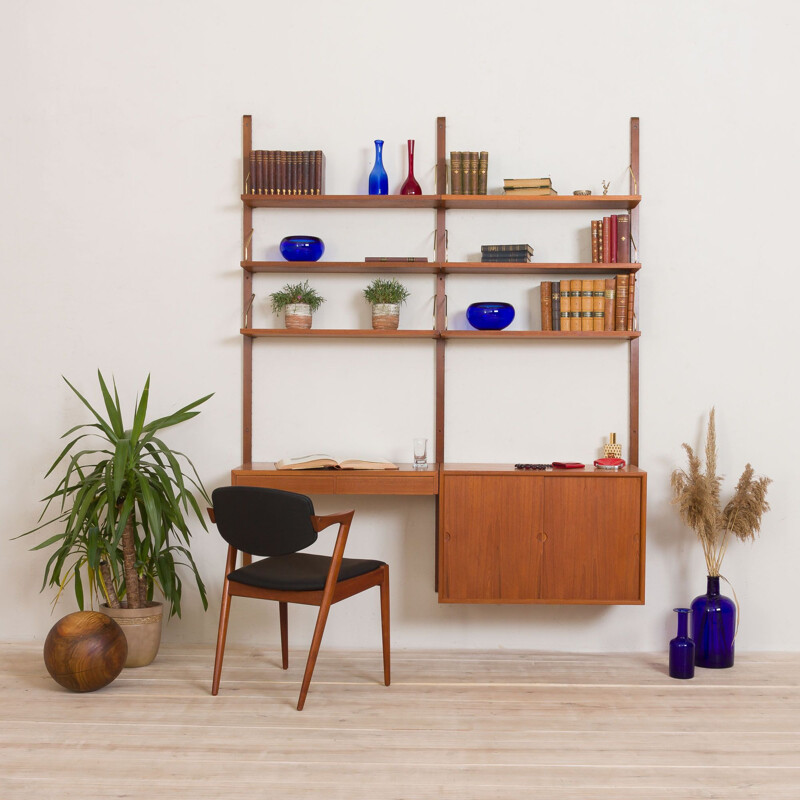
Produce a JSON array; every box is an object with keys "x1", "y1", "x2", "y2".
[{"x1": 231, "y1": 462, "x2": 439, "y2": 495}]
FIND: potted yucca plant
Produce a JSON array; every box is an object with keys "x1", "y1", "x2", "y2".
[
  {"x1": 671, "y1": 408, "x2": 771, "y2": 669},
  {"x1": 269, "y1": 280, "x2": 325, "y2": 329},
  {"x1": 363, "y1": 277, "x2": 410, "y2": 330},
  {"x1": 20, "y1": 372, "x2": 212, "y2": 666}
]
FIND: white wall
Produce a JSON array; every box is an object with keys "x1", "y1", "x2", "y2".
[{"x1": 2, "y1": 0, "x2": 798, "y2": 652}]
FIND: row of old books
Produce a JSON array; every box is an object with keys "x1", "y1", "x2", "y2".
[
  {"x1": 540, "y1": 276, "x2": 636, "y2": 332},
  {"x1": 449, "y1": 151, "x2": 488, "y2": 195},
  {"x1": 503, "y1": 177, "x2": 558, "y2": 196},
  {"x1": 248, "y1": 150, "x2": 326, "y2": 196},
  {"x1": 591, "y1": 214, "x2": 631, "y2": 263},
  {"x1": 481, "y1": 243, "x2": 533, "y2": 263}
]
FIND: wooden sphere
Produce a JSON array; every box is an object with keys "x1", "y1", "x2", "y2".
[{"x1": 43, "y1": 611, "x2": 128, "y2": 692}]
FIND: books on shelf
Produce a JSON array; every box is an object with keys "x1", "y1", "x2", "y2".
[
  {"x1": 503, "y1": 187, "x2": 558, "y2": 196},
  {"x1": 275, "y1": 454, "x2": 398, "y2": 471},
  {"x1": 248, "y1": 150, "x2": 326, "y2": 196},
  {"x1": 591, "y1": 214, "x2": 631, "y2": 263},
  {"x1": 503, "y1": 177, "x2": 552, "y2": 189},
  {"x1": 365, "y1": 257, "x2": 429, "y2": 262},
  {"x1": 539, "y1": 274, "x2": 636, "y2": 332},
  {"x1": 503, "y1": 177, "x2": 556, "y2": 196},
  {"x1": 450, "y1": 151, "x2": 489, "y2": 195},
  {"x1": 481, "y1": 244, "x2": 533, "y2": 263}
]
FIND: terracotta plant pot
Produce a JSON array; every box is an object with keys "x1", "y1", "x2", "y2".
[
  {"x1": 371, "y1": 303, "x2": 399, "y2": 330},
  {"x1": 285, "y1": 303, "x2": 312, "y2": 329},
  {"x1": 100, "y1": 601, "x2": 164, "y2": 668}
]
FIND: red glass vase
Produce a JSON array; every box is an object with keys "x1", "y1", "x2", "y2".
[{"x1": 399, "y1": 139, "x2": 422, "y2": 195}]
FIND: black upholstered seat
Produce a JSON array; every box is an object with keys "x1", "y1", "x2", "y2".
[
  {"x1": 228, "y1": 553, "x2": 385, "y2": 592},
  {"x1": 209, "y1": 486, "x2": 390, "y2": 710}
]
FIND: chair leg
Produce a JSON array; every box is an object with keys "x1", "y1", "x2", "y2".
[
  {"x1": 380, "y1": 565, "x2": 391, "y2": 686},
  {"x1": 279, "y1": 601, "x2": 289, "y2": 669},
  {"x1": 297, "y1": 594, "x2": 335, "y2": 711},
  {"x1": 211, "y1": 579, "x2": 233, "y2": 696}
]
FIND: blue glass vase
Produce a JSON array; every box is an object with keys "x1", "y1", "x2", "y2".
[
  {"x1": 691, "y1": 575, "x2": 735, "y2": 669},
  {"x1": 369, "y1": 139, "x2": 388, "y2": 195},
  {"x1": 669, "y1": 608, "x2": 695, "y2": 679}
]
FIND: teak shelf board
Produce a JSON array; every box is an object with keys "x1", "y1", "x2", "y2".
[
  {"x1": 232, "y1": 462, "x2": 439, "y2": 496},
  {"x1": 241, "y1": 328, "x2": 438, "y2": 339},
  {"x1": 441, "y1": 463, "x2": 645, "y2": 474},
  {"x1": 242, "y1": 260, "x2": 439, "y2": 274},
  {"x1": 442, "y1": 194, "x2": 641, "y2": 210},
  {"x1": 442, "y1": 330, "x2": 640, "y2": 340},
  {"x1": 242, "y1": 194, "x2": 439, "y2": 209},
  {"x1": 441, "y1": 262, "x2": 642, "y2": 275}
]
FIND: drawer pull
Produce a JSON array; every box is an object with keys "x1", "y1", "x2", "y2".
[{"x1": 536, "y1": 531, "x2": 548, "y2": 543}]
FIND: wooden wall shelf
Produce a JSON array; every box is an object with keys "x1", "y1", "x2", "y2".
[
  {"x1": 237, "y1": 115, "x2": 645, "y2": 605},
  {"x1": 242, "y1": 194, "x2": 641, "y2": 211}
]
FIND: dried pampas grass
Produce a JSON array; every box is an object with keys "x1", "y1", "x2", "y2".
[{"x1": 671, "y1": 408, "x2": 771, "y2": 576}]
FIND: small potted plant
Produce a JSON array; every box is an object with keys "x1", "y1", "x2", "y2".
[
  {"x1": 269, "y1": 280, "x2": 325, "y2": 329},
  {"x1": 363, "y1": 277, "x2": 410, "y2": 330}
]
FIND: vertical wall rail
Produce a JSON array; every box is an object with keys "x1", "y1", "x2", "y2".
[
  {"x1": 435, "y1": 117, "x2": 447, "y2": 465},
  {"x1": 242, "y1": 115, "x2": 254, "y2": 465},
  {"x1": 629, "y1": 116, "x2": 640, "y2": 466}
]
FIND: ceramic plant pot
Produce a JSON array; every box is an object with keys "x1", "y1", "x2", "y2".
[
  {"x1": 371, "y1": 303, "x2": 399, "y2": 330},
  {"x1": 285, "y1": 303, "x2": 313, "y2": 329},
  {"x1": 101, "y1": 601, "x2": 164, "y2": 668}
]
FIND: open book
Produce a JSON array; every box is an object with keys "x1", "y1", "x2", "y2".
[{"x1": 275, "y1": 454, "x2": 399, "y2": 471}]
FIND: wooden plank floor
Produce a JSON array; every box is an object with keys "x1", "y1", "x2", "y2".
[{"x1": 1, "y1": 644, "x2": 798, "y2": 799}]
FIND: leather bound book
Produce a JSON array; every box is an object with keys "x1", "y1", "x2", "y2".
[
  {"x1": 275, "y1": 150, "x2": 286, "y2": 194},
  {"x1": 592, "y1": 278, "x2": 605, "y2": 331},
  {"x1": 615, "y1": 274, "x2": 629, "y2": 331},
  {"x1": 478, "y1": 152, "x2": 489, "y2": 195},
  {"x1": 469, "y1": 152, "x2": 479, "y2": 195},
  {"x1": 591, "y1": 220, "x2": 600, "y2": 263},
  {"x1": 540, "y1": 281, "x2": 552, "y2": 331},
  {"x1": 604, "y1": 278, "x2": 616, "y2": 331},
  {"x1": 569, "y1": 279, "x2": 582, "y2": 331},
  {"x1": 315, "y1": 150, "x2": 325, "y2": 195},
  {"x1": 265, "y1": 150, "x2": 274, "y2": 195},
  {"x1": 481, "y1": 244, "x2": 533, "y2": 254},
  {"x1": 290, "y1": 151, "x2": 297, "y2": 195},
  {"x1": 610, "y1": 215, "x2": 618, "y2": 263},
  {"x1": 626, "y1": 272, "x2": 636, "y2": 331},
  {"x1": 248, "y1": 151, "x2": 256, "y2": 195},
  {"x1": 300, "y1": 151, "x2": 308, "y2": 195},
  {"x1": 616, "y1": 214, "x2": 631, "y2": 263},
  {"x1": 560, "y1": 279, "x2": 571, "y2": 331},
  {"x1": 254, "y1": 150, "x2": 264, "y2": 195},
  {"x1": 581, "y1": 279, "x2": 594, "y2": 331},
  {"x1": 602, "y1": 217, "x2": 611, "y2": 263},
  {"x1": 551, "y1": 281, "x2": 561, "y2": 331},
  {"x1": 503, "y1": 177, "x2": 552, "y2": 189},
  {"x1": 450, "y1": 152, "x2": 462, "y2": 195},
  {"x1": 460, "y1": 153, "x2": 471, "y2": 195}
]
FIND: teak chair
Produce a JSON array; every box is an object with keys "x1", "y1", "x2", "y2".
[{"x1": 209, "y1": 486, "x2": 390, "y2": 710}]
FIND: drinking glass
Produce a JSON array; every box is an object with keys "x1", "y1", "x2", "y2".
[{"x1": 413, "y1": 438, "x2": 428, "y2": 469}]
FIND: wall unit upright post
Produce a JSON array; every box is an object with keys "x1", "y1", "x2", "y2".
[{"x1": 242, "y1": 115, "x2": 254, "y2": 465}]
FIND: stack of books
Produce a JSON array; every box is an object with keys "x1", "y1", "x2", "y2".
[
  {"x1": 481, "y1": 244, "x2": 533, "y2": 263},
  {"x1": 449, "y1": 151, "x2": 488, "y2": 195},
  {"x1": 248, "y1": 150, "x2": 326, "y2": 195},
  {"x1": 540, "y1": 276, "x2": 636, "y2": 332},
  {"x1": 591, "y1": 214, "x2": 631, "y2": 262},
  {"x1": 503, "y1": 177, "x2": 557, "y2": 196}
]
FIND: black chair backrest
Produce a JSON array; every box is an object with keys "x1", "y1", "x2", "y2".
[{"x1": 212, "y1": 486, "x2": 318, "y2": 557}]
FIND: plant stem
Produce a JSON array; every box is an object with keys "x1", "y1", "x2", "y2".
[
  {"x1": 121, "y1": 514, "x2": 142, "y2": 608},
  {"x1": 99, "y1": 560, "x2": 120, "y2": 608}
]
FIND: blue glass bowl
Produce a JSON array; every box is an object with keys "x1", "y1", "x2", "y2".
[
  {"x1": 279, "y1": 235, "x2": 325, "y2": 262},
  {"x1": 466, "y1": 302, "x2": 515, "y2": 330}
]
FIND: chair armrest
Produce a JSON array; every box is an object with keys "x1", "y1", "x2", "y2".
[{"x1": 311, "y1": 510, "x2": 354, "y2": 532}]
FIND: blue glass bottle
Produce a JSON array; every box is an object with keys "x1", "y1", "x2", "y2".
[
  {"x1": 691, "y1": 575, "x2": 735, "y2": 668},
  {"x1": 669, "y1": 608, "x2": 695, "y2": 679},
  {"x1": 369, "y1": 139, "x2": 388, "y2": 195}
]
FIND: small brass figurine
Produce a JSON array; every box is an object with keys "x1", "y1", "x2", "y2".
[{"x1": 601, "y1": 180, "x2": 610, "y2": 195}]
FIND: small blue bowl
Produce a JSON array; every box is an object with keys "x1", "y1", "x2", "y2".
[
  {"x1": 280, "y1": 235, "x2": 325, "y2": 262},
  {"x1": 466, "y1": 302, "x2": 515, "y2": 331}
]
